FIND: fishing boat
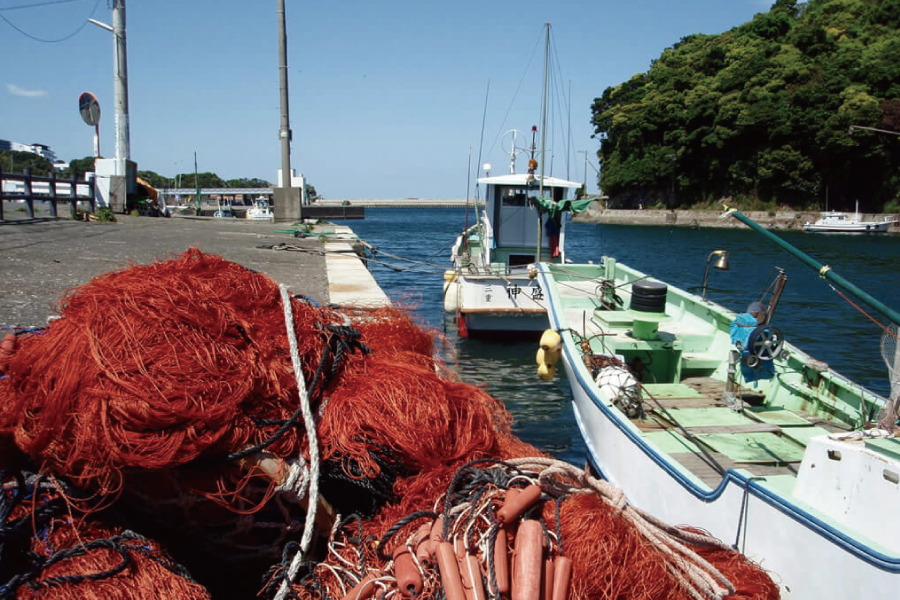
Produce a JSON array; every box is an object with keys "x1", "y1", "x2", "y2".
[
  {"x1": 803, "y1": 201, "x2": 896, "y2": 233},
  {"x1": 213, "y1": 198, "x2": 235, "y2": 218},
  {"x1": 246, "y1": 196, "x2": 273, "y2": 221},
  {"x1": 535, "y1": 207, "x2": 900, "y2": 598},
  {"x1": 443, "y1": 24, "x2": 592, "y2": 337}
]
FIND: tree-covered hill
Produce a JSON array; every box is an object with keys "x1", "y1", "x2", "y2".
[{"x1": 592, "y1": 0, "x2": 900, "y2": 212}]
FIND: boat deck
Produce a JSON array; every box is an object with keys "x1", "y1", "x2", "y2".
[
  {"x1": 630, "y1": 377, "x2": 846, "y2": 487},
  {"x1": 555, "y1": 276, "x2": 849, "y2": 489}
]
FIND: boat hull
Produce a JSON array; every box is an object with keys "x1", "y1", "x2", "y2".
[
  {"x1": 803, "y1": 221, "x2": 891, "y2": 233},
  {"x1": 448, "y1": 273, "x2": 549, "y2": 335},
  {"x1": 539, "y1": 262, "x2": 900, "y2": 599}
]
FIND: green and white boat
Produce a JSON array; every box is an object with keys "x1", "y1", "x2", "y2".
[{"x1": 536, "y1": 208, "x2": 900, "y2": 598}]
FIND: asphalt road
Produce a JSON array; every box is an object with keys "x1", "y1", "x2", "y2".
[{"x1": 1, "y1": 212, "x2": 329, "y2": 329}]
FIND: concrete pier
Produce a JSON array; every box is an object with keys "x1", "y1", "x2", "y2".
[{"x1": 1, "y1": 214, "x2": 388, "y2": 329}]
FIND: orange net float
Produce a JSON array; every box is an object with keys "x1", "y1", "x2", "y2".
[{"x1": 267, "y1": 458, "x2": 780, "y2": 600}]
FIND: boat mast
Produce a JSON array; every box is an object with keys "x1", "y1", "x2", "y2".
[{"x1": 536, "y1": 23, "x2": 550, "y2": 262}]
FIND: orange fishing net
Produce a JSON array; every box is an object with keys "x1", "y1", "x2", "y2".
[
  {"x1": 0, "y1": 250, "x2": 778, "y2": 599},
  {"x1": 0, "y1": 468, "x2": 210, "y2": 600}
]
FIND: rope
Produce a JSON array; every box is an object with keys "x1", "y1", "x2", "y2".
[
  {"x1": 506, "y1": 457, "x2": 735, "y2": 600},
  {"x1": 275, "y1": 284, "x2": 322, "y2": 600},
  {"x1": 828, "y1": 283, "x2": 899, "y2": 339}
]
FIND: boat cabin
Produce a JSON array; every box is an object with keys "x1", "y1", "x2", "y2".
[{"x1": 478, "y1": 174, "x2": 580, "y2": 268}]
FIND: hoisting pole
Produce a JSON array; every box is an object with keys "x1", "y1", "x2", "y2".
[{"x1": 725, "y1": 207, "x2": 900, "y2": 326}]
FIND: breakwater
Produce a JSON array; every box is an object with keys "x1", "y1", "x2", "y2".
[
  {"x1": 315, "y1": 198, "x2": 478, "y2": 208},
  {"x1": 575, "y1": 205, "x2": 900, "y2": 231}
]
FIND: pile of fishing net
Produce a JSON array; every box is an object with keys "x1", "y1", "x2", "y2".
[
  {"x1": 0, "y1": 249, "x2": 779, "y2": 599},
  {"x1": 268, "y1": 458, "x2": 779, "y2": 600},
  {"x1": 0, "y1": 462, "x2": 209, "y2": 600}
]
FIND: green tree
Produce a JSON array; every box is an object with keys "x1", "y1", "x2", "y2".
[
  {"x1": 591, "y1": 0, "x2": 900, "y2": 211},
  {"x1": 0, "y1": 151, "x2": 54, "y2": 176},
  {"x1": 64, "y1": 157, "x2": 96, "y2": 181}
]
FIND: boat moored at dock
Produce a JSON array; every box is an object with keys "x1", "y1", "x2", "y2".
[{"x1": 536, "y1": 208, "x2": 900, "y2": 598}]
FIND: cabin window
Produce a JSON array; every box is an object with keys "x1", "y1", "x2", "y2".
[
  {"x1": 508, "y1": 254, "x2": 535, "y2": 267},
  {"x1": 502, "y1": 190, "x2": 528, "y2": 207}
]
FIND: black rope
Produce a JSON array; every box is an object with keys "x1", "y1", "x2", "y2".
[
  {"x1": 485, "y1": 522, "x2": 502, "y2": 598},
  {"x1": 554, "y1": 496, "x2": 565, "y2": 556},
  {"x1": 237, "y1": 320, "x2": 370, "y2": 452},
  {"x1": 440, "y1": 459, "x2": 525, "y2": 540},
  {"x1": 375, "y1": 511, "x2": 439, "y2": 562}
]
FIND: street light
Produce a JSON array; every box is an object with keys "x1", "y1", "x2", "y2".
[
  {"x1": 848, "y1": 125, "x2": 900, "y2": 137},
  {"x1": 701, "y1": 249, "x2": 729, "y2": 301}
]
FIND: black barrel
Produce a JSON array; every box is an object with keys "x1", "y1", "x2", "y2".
[{"x1": 630, "y1": 281, "x2": 667, "y2": 313}]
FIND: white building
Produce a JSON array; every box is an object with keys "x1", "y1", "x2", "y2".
[{"x1": 0, "y1": 139, "x2": 58, "y2": 164}]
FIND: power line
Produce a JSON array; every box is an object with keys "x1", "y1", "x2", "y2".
[
  {"x1": 0, "y1": 0, "x2": 100, "y2": 43},
  {"x1": 0, "y1": 0, "x2": 84, "y2": 12}
]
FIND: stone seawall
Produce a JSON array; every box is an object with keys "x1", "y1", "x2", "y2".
[{"x1": 574, "y1": 205, "x2": 900, "y2": 232}]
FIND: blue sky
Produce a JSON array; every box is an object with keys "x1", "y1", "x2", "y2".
[{"x1": 1, "y1": 0, "x2": 772, "y2": 198}]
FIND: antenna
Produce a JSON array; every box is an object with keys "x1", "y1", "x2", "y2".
[{"x1": 501, "y1": 129, "x2": 526, "y2": 174}]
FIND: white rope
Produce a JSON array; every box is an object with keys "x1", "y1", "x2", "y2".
[
  {"x1": 506, "y1": 457, "x2": 735, "y2": 600},
  {"x1": 275, "y1": 284, "x2": 322, "y2": 600}
]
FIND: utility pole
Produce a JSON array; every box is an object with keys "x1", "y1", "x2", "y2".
[
  {"x1": 112, "y1": 0, "x2": 130, "y2": 172},
  {"x1": 87, "y1": 0, "x2": 131, "y2": 212},
  {"x1": 273, "y1": 0, "x2": 301, "y2": 222},
  {"x1": 194, "y1": 152, "x2": 201, "y2": 216}
]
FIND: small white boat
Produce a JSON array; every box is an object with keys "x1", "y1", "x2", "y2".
[
  {"x1": 536, "y1": 208, "x2": 900, "y2": 598},
  {"x1": 246, "y1": 197, "x2": 273, "y2": 221},
  {"x1": 803, "y1": 202, "x2": 895, "y2": 232}
]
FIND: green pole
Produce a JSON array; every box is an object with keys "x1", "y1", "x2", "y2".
[
  {"x1": 194, "y1": 151, "x2": 201, "y2": 216},
  {"x1": 725, "y1": 207, "x2": 900, "y2": 326}
]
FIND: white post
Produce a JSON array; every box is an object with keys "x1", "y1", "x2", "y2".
[{"x1": 112, "y1": 0, "x2": 131, "y2": 176}]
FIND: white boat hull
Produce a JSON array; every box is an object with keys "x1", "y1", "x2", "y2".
[
  {"x1": 803, "y1": 221, "x2": 891, "y2": 233},
  {"x1": 550, "y1": 317, "x2": 900, "y2": 599},
  {"x1": 450, "y1": 273, "x2": 548, "y2": 334}
]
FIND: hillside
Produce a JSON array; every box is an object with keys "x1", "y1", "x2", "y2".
[{"x1": 592, "y1": 0, "x2": 900, "y2": 212}]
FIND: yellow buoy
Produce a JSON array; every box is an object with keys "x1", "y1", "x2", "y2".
[
  {"x1": 443, "y1": 270, "x2": 458, "y2": 283},
  {"x1": 539, "y1": 329, "x2": 562, "y2": 353},
  {"x1": 536, "y1": 346, "x2": 560, "y2": 367},
  {"x1": 537, "y1": 363, "x2": 557, "y2": 381}
]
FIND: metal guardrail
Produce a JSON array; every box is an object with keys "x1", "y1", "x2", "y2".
[{"x1": 0, "y1": 168, "x2": 95, "y2": 221}]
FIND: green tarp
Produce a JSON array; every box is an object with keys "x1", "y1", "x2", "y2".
[{"x1": 533, "y1": 196, "x2": 596, "y2": 219}]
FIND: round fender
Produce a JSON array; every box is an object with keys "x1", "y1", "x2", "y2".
[
  {"x1": 539, "y1": 330, "x2": 562, "y2": 353},
  {"x1": 537, "y1": 363, "x2": 556, "y2": 381}
]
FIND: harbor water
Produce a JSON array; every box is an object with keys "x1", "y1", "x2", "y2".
[{"x1": 334, "y1": 207, "x2": 900, "y2": 465}]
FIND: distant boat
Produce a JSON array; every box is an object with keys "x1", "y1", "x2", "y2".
[
  {"x1": 213, "y1": 198, "x2": 235, "y2": 219},
  {"x1": 803, "y1": 202, "x2": 896, "y2": 233},
  {"x1": 246, "y1": 197, "x2": 273, "y2": 221}
]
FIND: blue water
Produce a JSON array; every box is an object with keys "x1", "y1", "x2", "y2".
[{"x1": 334, "y1": 208, "x2": 900, "y2": 464}]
